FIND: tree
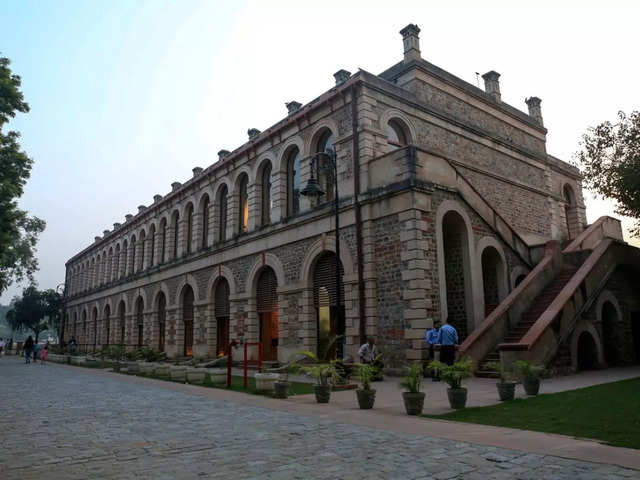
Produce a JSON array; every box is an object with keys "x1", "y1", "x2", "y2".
[
  {"x1": 0, "y1": 56, "x2": 46, "y2": 294},
  {"x1": 576, "y1": 110, "x2": 640, "y2": 236},
  {"x1": 5, "y1": 285, "x2": 61, "y2": 342}
]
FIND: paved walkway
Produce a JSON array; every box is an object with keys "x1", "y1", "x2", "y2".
[{"x1": 1, "y1": 357, "x2": 638, "y2": 480}]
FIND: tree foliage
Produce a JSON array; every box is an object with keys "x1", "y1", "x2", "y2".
[
  {"x1": 6, "y1": 285, "x2": 61, "y2": 342},
  {"x1": 576, "y1": 110, "x2": 640, "y2": 236},
  {"x1": 0, "y1": 56, "x2": 45, "y2": 294}
]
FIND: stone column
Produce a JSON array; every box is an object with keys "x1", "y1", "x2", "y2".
[
  {"x1": 166, "y1": 225, "x2": 176, "y2": 261},
  {"x1": 206, "y1": 202, "x2": 215, "y2": 248},
  {"x1": 176, "y1": 219, "x2": 186, "y2": 258},
  {"x1": 143, "y1": 236, "x2": 152, "y2": 270},
  {"x1": 192, "y1": 212, "x2": 203, "y2": 252},
  {"x1": 193, "y1": 302, "x2": 208, "y2": 359},
  {"x1": 247, "y1": 183, "x2": 258, "y2": 232},
  {"x1": 229, "y1": 191, "x2": 239, "y2": 238}
]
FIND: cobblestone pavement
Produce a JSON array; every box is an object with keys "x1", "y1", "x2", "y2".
[{"x1": 1, "y1": 358, "x2": 638, "y2": 480}]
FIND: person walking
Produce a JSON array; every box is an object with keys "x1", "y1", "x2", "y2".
[
  {"x1": 41, "y1": 341, "x2": 49, "y2": 365},
  {"x1": 24, "y1": 336, "x2": 34, "y2": 364},
  {"x1": 32, "y1": 341, "x2": 40, "y2": 363},
  {"x1": 425, "y1": 320, "x2": 441, "y2": 379},
  {"x1": 437, "y1": 318, "x2": 458, "y2": 366}
]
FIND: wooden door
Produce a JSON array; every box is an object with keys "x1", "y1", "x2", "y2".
[
  {"x1": 260, "y1": 312, "x2": 278, "y2": 361},
  {"x1": 184, "y1": 320, "x2": 193, "y2": 357},
  {"x1": 216, "y1": 317, "x2": 229, "y2": 356}
]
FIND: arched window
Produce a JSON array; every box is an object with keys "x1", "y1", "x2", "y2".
[
  {"x1": 218, "y1": 185, "x2": 228, "y2": 242},
  {"x1": 160, "y1": 218, "x2": 167, "y2": 263},
  {"x1": 149, "y1": 224, "x2": 156, "y2": 267},
  {"x1": 92, "y1": 307, "x2": 98, "y2": 351},
  {"x1": 182, "y1": 285, "x2": 195, "y2": 357},
  {"x1": 121, "y1": 240, "x2": 128, "y2": 278},
  {"x1": 172, "y1": 211, "x2": 179, "y2": 259},
  {"x1": 118, "y1": 300, "x2": 126, "y2": 345},
  {"x1": 563, "y1": 184, "x2": 577, "y2": 239},
  {"x1": 130, "y1": 235, "x2": 137, "y2": 274},
  {"x1": 287, "y1": 147, "x2": 301, "y2": 216},
  {"x1": 114, "y1": 244, "x2": 121, "y2": 281},
  {"x1": 238, "y1": 174, "x2": 249, "y2": 234},
  {"x1": 139, "y1": 230, "x2": 146, "y2": 271},
  {"x1": 261, "y1": 163, "x2": 272, "y2": 225},
  {"x1": 201, "y1": 195, "x2": 210, "y2": 249},
  {"x1": 185, "y1": 203, "x2": 194, "y2": 254},
  {"x1": 316, "y1": 129, "x2": 335, "y2": 203},
  {"x1": 157, "y1": 292, "x2": 166, "y2": 352},
  {"x1": 386, "y1": 119, "x2": 408, "y2": 151},
  {"x1": 214, "y1": 278, "x2": 230, "y2": 356}
]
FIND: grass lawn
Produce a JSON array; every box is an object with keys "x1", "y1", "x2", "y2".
[{"x1": 424, "y1": 378, "x2": 640, "y2": 449}]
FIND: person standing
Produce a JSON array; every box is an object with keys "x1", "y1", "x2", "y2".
[
  {"x1": 41, "y1": 341, "x2": 49, "y2": 365},
  {"x1": 425, "y1": 320, "x2": 441, "y2": 379},
  {"x1": 0, "y1": 337, "x2": 5, "y2": 356},
  {"x1": 23, "y1": 336, "x2": 34, "y2": 364},
  {"x1": 358, "y1": 337, "x2": 378, "y2": 364},
  {"x1": 437, "y1": 318, "x2": 458, "y2": 366}
]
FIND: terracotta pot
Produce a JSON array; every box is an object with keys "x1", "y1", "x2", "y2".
[{"x1": 402, "y1": 392, "x2": 426, "y2": 415}]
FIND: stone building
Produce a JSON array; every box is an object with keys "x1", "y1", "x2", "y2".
[{"x1": 63, "y1": 24, "x2": 640, "y2": 371}]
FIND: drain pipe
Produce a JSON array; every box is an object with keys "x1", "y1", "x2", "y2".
[{"x1": 351, "y1": 82, "x2": 366, "y2": 345}]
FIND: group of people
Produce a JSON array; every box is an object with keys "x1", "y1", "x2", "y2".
[
  {"x1": 426, "y1": 318, "x2": 459, "y2": 379},
  {"x1": 17, "y1": 336, "x2": 49, "y2": 364}
]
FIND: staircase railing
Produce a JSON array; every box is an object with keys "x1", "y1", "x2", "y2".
[{"x1": 563, "y1": 216, "x2": 623, "y2": 253}]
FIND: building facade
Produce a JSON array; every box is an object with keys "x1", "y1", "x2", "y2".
[{"x1": 65, "y1": 24, "x2": 627, "y2": 370}]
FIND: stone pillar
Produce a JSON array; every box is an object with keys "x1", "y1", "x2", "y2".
[
  {"x1": 247, "y1": 182, "x2": 258, "y2": 232},
  {"x1": 400, "y1": 24, "x2": 421, "y2": 63},
  {"x1": 193, "y1": 303, "x2": 208, "y2": 359},
  {"x1": 299, "y1": 288, "x2": 316, "y2": 353},
  {"x1": 192, "y1": 211, "x2": 203, "y2": 252},
  {"x1": 134, "y1": 239, "x2": 142, "y2": 273},
  {"x1": 143, "y1": 236, "x2": 152, "y2": 270},
  {"x1": 177, "y1": 219, "x2": 186, "y2": 258},
  {"x1": 226, "y1": 194, "x2": 235, "y2": 241},
  {"x1": 206, "y1": 202, "x2": 215, "y2": 248},
  {"x1": 525, "y1": 96, "x2": 544, "y2": 127},
  {"x1": 482, "y1": 71, "x2": 501, "y2": 102}
]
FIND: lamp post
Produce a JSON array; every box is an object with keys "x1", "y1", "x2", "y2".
[
  {"x1": 56, "y1": 282, "x2": 66, "y2": 345},
  {"x1": 301, "y1": 149, "x2": 345, "y2": 359}
]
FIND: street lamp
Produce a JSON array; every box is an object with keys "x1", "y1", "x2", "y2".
[
  {"x1": 56, "y1": 282, "x2": 66, "y2": 345},
  {"x1": 301, "y1": 149, "x2": 345, "y2": 359}
]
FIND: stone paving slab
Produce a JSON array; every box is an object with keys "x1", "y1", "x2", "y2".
[{"x1": 1, "y1": 357, "x2": 638, "y2": 480}]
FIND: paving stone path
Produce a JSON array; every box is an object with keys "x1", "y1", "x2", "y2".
[{"x1": 1, "y1": 357, "x2": 638, "y2": 480}]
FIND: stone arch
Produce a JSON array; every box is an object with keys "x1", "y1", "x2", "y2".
[
  {"x1": 173, "y1": 274, "x2": 200, "y2": 306},
  {"x1": 305, "y1": 119, "x2": 339, "y2": 155},
  {"x1": 277, "y1": 137, "x2": 304, "y2": 174},
  {"x1": 180, "y1": 197, "x2": 196, "y2": 219},
  {"x1": 379, "y1": 108, "x2": 417, "y2": 145},
  {"x1": 151, "y1": 282, "x2": 171, "y2": 310},
  {"x1": 571, "y1": 320, "x2": 605, "y2": 370},
  {"x1": 204, "y1": 265, "x2": 237, "y2": 302},
  {"x1": 435, "y1": 199, "x2": 479, "y2": 339},
  {"x1": 596, "y1": 290, "x2": 623, "y2": 366},
  {"x1": 213, "y1": 177, "x2": 232, "y2": 198},
  {"x1": 114, "y1": 292, "x2": 129, "y2": 315},
  {"x1": 130, "y1": 287, "x2": 149, "y2": 313},
  {"x1": 195, "y1": 186, "x2": 214, "y2": 211},
  {"x1": 246, "y1": 253, "x2": 287, "y2": 295},
  {"x1": 510, "y1": 265, "x2": 530, "y2": 290},
  {"x1": 477, "y1": 236, "x2": 509, "y2": 317},
  {"x1": 300, "y1": 236, "x2": 356, "y2": 286},
  {"x1": 231, "y1": 165, "x2": 253, "y2": 190}
]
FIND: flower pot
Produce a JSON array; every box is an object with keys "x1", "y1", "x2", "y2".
[
  {"x1": 523, "y1": 377, "x2": 540, "y2": 396},
  {"x1": 273, "y1": 381, "x2": 290, "y2": 399},
  {"x1": 447, "y1": 387, "x2": 468, "y2": 409},
  {"x1": 497, "y1": 381, "x2": 516, "y2": 401},
  {"x1": 187, "y1": 368, "x2": 206, "y2": 384},
  {"x1": 255, "y1": 372, "x2": 280, "y2": 392},
  {"x1": 139, "y1": 362, "x2": 156, "y2": 375},
  {"x1": 113, "y1": 362, "x2": 122, "y2": 373},
  {"x1": 314, "y1": 384, "x2": 331, "y2": 403},
  {"x1": 170, "y1": 366, "x2": 187, "y2": 382},
  {"x1": 207, "y1": 368, "x2": 227, "y2": 385},
  {"x1": 356, "y1": 388, "x2": 376, "y2": 409},
  {"x1": 402, "y1": 392, "x2": 426, "y2": 415}
]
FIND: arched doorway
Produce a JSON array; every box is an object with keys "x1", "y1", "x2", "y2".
[
  {"x1": 563, "y1": 184, "x2": 577, "y2": 239},
  {"x1": 442, "y1": 210, "x2": 472, "y2": 341},
  {"x1": 118, "y1": 301, "x2": 126, "y2": 346},
  {"x1": 104, "y1": 305, "x2": 111, "y2": 347},
  {"x1": 214, "y1": 278, "x2": 230, "y2": 357},
  {"x1": 481, "y1": 246, "x2": 504, "y2": 316},
  {"x1": 257, "y1": 267, "x2": 278, "y2": 361},
  {"x1": 313, "y1": 252, "x2": 345, "y2": 360},
  {"x1": 182, "y1": 285, "x2": 195, "y2": 357},
  {"x1": 577, "y1": 331, "x2": 599, "y2": 370},
  {"x1": 135, "y1": 297, "x2": 144, "y2": 348},
  {"x1": 515, "y1": 274, "x2": 527, "y2": 287},
  {"x1": 157, "y1": 292, "x2": 166, "y2": 352},
  {"x1": 92, "y1": 307, "x2": 98, "y2": 352},
  {"x1": 602, "y1": 301, "x2": 619, "y2": 365}
]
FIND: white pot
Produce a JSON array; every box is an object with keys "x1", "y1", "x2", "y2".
[
  {"x1": 255, "y1": 372, "x2": 280, "y2": 392},
  {"x1": 170, "y1": 366, "x2": 187, "y2": 381},
  {"x1": 208, "y1": 368, "x2": 227, "y2": 385},
  {"x1": 187, "y1": 368, "x2": 206, "y2": 384},
  {"x1": 70, "y1": 356, "x2": 86, "y2": 366},
  {"x1": 139, "y1": 362, "x2": 156, "y2": 374},
  {"x1": 154, "y1": 365, "x2": 170, "y2": 377},
  {"x1": 127, "y1": 361, "x2": 141, "y2": 374}
]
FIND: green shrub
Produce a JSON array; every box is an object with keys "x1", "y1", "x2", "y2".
[
  {"x1": 400, "y1": 363, "x2": 423, "y2": 393},
  {"x1": 431, "y1": 357, "x2": 473, "y2": 389}
]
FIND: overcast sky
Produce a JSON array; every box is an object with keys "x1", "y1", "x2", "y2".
[{"x1": 2, "y1": 0, "x2": 639, "y2": 303}]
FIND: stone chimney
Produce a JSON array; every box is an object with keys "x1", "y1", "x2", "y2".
[
  {"x1": 218, "y1": 149, "x2": 230, "y2": 161},
  {"x1": 400, "y1": 24, "x2": 421, "y2": 63},
  {"x1": 286, "y1": 101, "x2": 302, "y2": 115},
  {"x1": 248, "y1": 128, "x2": 261, "y2": 140},
  {"x1": 137, "y1": 205, "x2": 146, "y2": 213},
  {"x1": 171, "y1": 181, "x2": 182, "y2": 192},
  {"x1": 525, "y1": 97, "x2": 544, "y2": 126},
  {"x1": 103, "y1": 230, "x2": 110, "y2": 237},
  {"x1": 333, "y1": 69, "x2": 351, "y2": 85},
  {"x1": 94, "y1": 236, "x2": 101, "y2": 243},
  {"x1": 125, "y1": 214, "x2": 133, "y2": 222},
  {"x1": 482, "y1": 71, "x2": 501, "y2": 102},
  {"x1": 192, "y1": 167, "x2": 203, "y2": 177},
  {"x1": 113, "y1": 222, "x2": 121, "y2": 230},
  {"x1": 153, "y1": 194, "x2": 163, "y2": 203}
]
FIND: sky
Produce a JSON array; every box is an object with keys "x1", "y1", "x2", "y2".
[{"x1": 1, "y1": 0, "x2": 639, "y2": 303}]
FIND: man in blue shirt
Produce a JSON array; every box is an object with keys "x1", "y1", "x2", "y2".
[
  {"x1": 425, "y1": 320, "x2": 441, "y2": 380},
  {"x1": 437, "y1": 318, "x2": 459, "y2": 366}
]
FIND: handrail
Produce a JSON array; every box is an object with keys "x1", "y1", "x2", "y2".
[
  {"x1": 458, "y1": 241, "x2": 559, "y2": 361},
  {"x1": 563, "y1": 216, "x2": 621, "y2": 253},
  {"x1": 500, "y1": 239, "x2": 613, "y2": 352}
]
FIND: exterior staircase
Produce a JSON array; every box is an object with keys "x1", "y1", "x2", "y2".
[{"x1": 476, "y1": 267, "x2": 578, "y2": 377}]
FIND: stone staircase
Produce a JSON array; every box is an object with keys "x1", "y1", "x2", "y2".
[{"x1": 476, "y1": 267, "x2": 578, "y2": 377}]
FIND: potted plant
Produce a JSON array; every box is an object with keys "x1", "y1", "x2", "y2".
[
  {"x1": 432, "y1": 357, "x2": 473, "y2": 409},
  {"x1": 355, "y1": 363, "x2": 376, "y2": 409},
  {"x1": 515, "y1": 360, "x2": 544, "y2": 396},
  {"x1": 273, "y1": 368, "x2": 291, "y2": 399},
  {"x1": 400, "y1": 363, "x2": 425, "y2": 415},
  {"x1": 291, "y1": 351, "x2": 340, "y2": 403},
  {"x1": 486, "y1": 360, "x2": 516, "y2": 401}
]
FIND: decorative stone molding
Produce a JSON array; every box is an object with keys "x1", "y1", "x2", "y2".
[
  {"x1": 192, "y1": 167, "x2": 203, "y2": 177},
  {"x1": 153, "y1": 194, "x2": 163, "y2": 203},
  {"x1": 333, "y1": 69, "x2": 351, "y2": 85},
  {"x1": 525, "y1": 97, "x2": 543, "y2": 126},
  {"x1": 218, "y1": 149, "x2": 230, "y2": 161},
  {"x1": 171, "y1": 182, "x2": 182, "y2": 192},
  {"x1": 138, "y1": 205, "x2": 146, "y2": 213},
  {"x1": 482, "y1": 70, "x2": 501, "y2": 102},
  {"x1": 399, "y1": 24, "x2": 421, "y2": 62},
  {"x1": 125, "y1": 214, "x2": 133, "y2": 222},
  {"x1": 286, "y1": 101, "x2": 301, "y2": 115},
  {"x1": 248, "y1": 128, "x2": 261, "y2": 140}
]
